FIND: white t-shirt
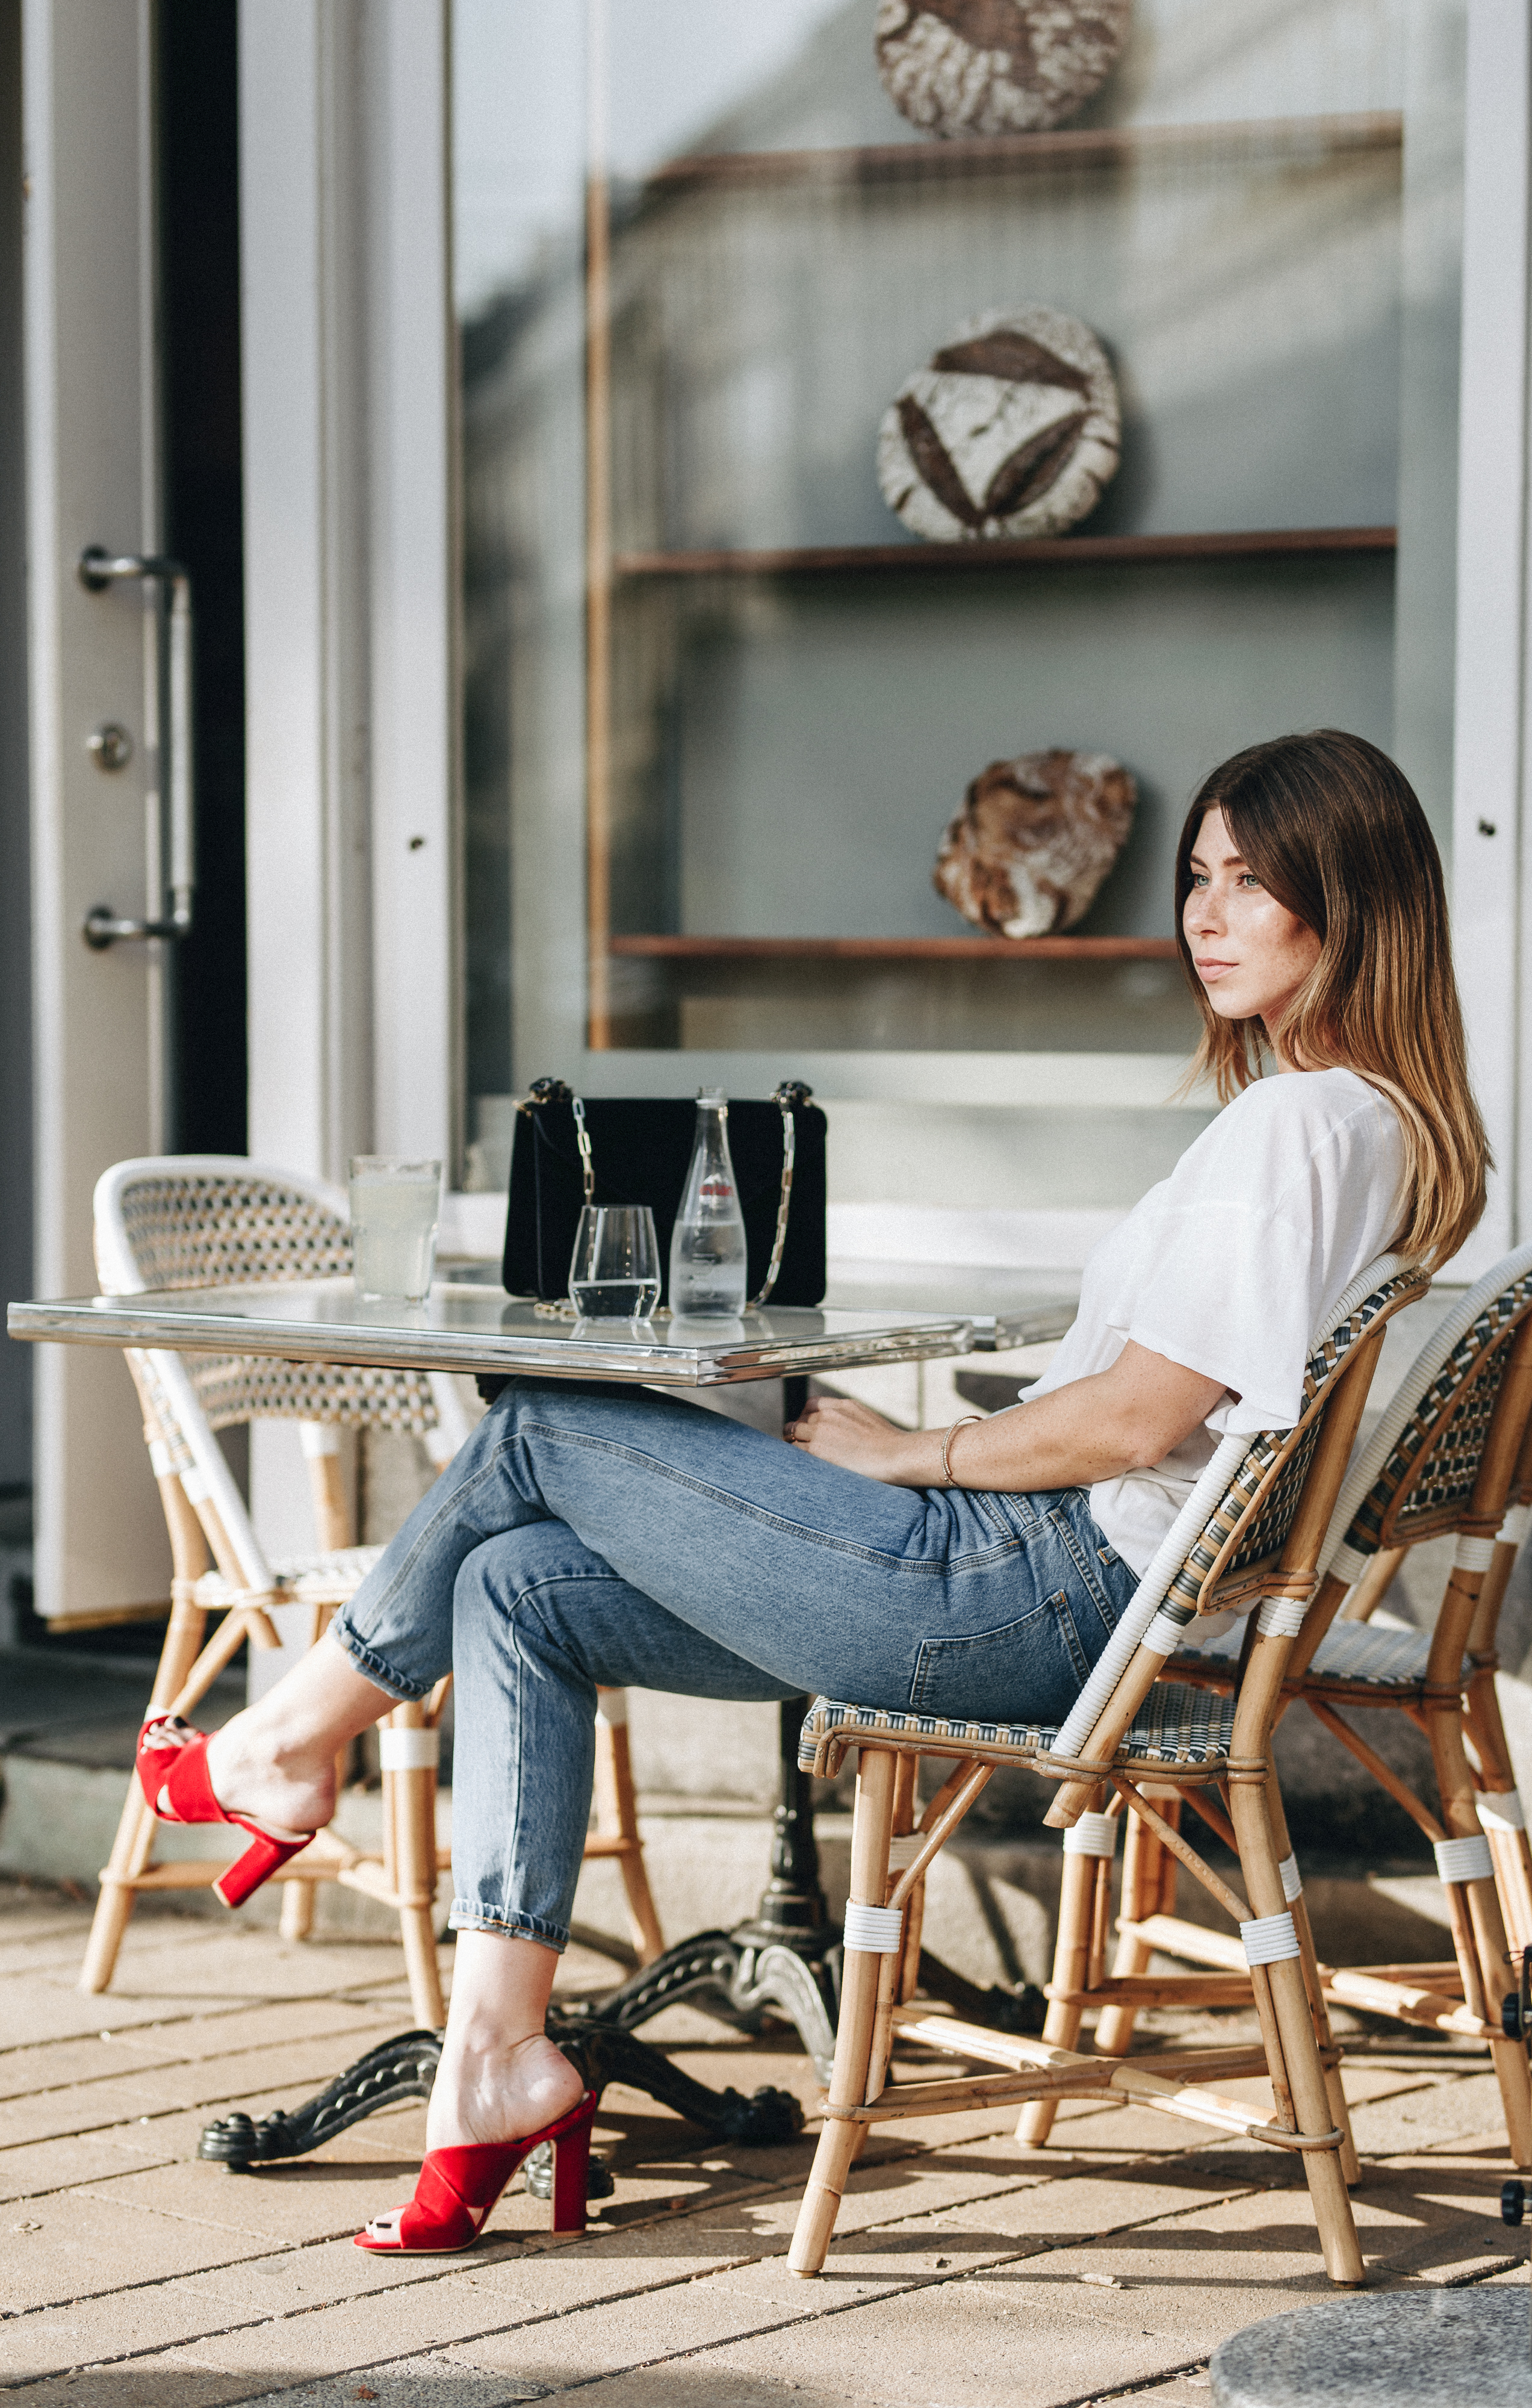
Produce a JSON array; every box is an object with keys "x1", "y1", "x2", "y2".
[{"x1": 1026, "y1": 1068, "x2": 1407, "y2": 1577}]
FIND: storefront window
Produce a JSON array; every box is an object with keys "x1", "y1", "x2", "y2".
[{"x1": 454, "y1": 0, "x2": 1462, "y2": 1167}]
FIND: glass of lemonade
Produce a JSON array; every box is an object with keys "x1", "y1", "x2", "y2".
[
  {"x1": 568, "y1": 1205, "x2": 661, "y2": 1319},
  {"x1": 349, "y1": 1157, "x2": 442, "y2": 1303}
]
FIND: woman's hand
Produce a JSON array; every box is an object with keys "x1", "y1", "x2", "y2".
[
  {"x1": 784, "y1": 1341, "x2": 1227, "y2": 1497},
  {"x1": 784, "y1": 1394, "x2": 938, "y2": 1487}
]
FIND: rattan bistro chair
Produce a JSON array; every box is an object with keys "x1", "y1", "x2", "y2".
[
  {"x1": 1141, "y1": 1246, "x2": 1532, "y2": 2157},
  {"x1": 787, "y1": 1258, "x2": 1427, "y2": 2289},
  {"x1": 79, "y1": 1158, "x2": 663, "y2": 2025},
  {"x1": 1461, "y1": 1417, "x2": 1532, "y2": 1952}
]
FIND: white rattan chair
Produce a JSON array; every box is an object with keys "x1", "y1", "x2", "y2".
[
  {"x1": 787, "y1": 1257, "x2": 1427, "y2": 2289},
  {"x1": 79, "y1": 1157, "x2": 663, "y2": 2023}
]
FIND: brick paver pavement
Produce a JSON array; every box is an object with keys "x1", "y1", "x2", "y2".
[{"x1": 0, "y1": 1879, "x2": 1525, "y2": 2407}]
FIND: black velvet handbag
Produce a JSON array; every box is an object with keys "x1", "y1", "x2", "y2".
[{"x1": 501, "y1": 1078, "x2": 828, "y2": 1308}]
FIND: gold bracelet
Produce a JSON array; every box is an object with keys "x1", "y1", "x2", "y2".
[{"x1": 940, "y1": 1415, "x2": 982, "y2": 1486}]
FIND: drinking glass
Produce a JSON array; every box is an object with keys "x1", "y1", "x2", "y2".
[
  {"x1": 568, "y1": 1205, "x2": 661, "y2": 1319},
  {"x1": 349, "y1": 1156, "x2": 442, "y2": 1303}
]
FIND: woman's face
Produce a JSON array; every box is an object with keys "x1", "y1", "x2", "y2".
[{"x1": 1183, "y1": 806, "x2": 1322, "y2": 1061}]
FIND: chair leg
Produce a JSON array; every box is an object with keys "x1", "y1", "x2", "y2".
[
  {"x1": 80, "y1": 1788, "x2": 157, "y2": 1994},
  {"x1": 1484, "y1": 1815, "x2": 1532, "y2": 1961},
  {"x1": 1469, "y1": 1874, "x2": 1532, "y2": 2165},
  {"x1": 594, "y1": 1690, "x2": 665, "y2": 1965},
  {"x1": 386, "y1": 1702, "x2": 445, "y2": 2029},
  {"x1": 1230, "y1": 1779, "x2": 1363, "y2": 2286},
  {"x1": 79, "y1": 1587, "x2": 210, "y2": 1996},
  {"x1": 866, "y1": 1755, "x2": 919, "y2": 2094},
  {"x1": 1017, "y1": 1833, "x2": 1100, "y2": 2147},
  {"x1": 898, "y1": 1870, "x2": 926, "y2": 2004},
  {"x1": 1465, "y1": 1668, "x2": 1532, "y2": 1955},
  {"x1": 1267, "y1": 1773, "x2": 1360, "y2": 2185},
  {"x1": 302, "y1": 1427, "x2": 355, "y2": 1551},
  {"x1": 280, "y1": 1880, "x2": 317, "y2": 1941},
  {"x1": 1430, "y1": 1699, "x2": 1532, "y2": 2164},
  {"x1": 1095, "y1": 1793, "x2": 1171, "y2": 2058},
  {"x1": 282, "y1": 1600, "x2": 323, "y2": 1940},
  {"x1": 1268, "y1": 1951, "x2": 1364, "y2": 2283},
  {"x1": 789, "y1": 1747, "x2": 896, "y2": 2278}
]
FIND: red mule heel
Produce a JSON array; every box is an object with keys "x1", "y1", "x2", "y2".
[
  {"x1": 355, "y1": 2089, "x2": 597, "y2": 2254},
  {"x1": 135, "y1": 1714, "x2": 315, "y2": 1910}
]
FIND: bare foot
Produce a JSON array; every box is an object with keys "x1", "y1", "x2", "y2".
[
  {"x1": 425, "y1": 2031, "x2": 586, "y2": 2151},
  {"x1": 204, "y1": 1713, "x2": 337, "y2": 1838}
]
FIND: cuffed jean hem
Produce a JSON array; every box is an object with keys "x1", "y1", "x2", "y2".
[
  {"x1": 330, "y1": 1615, "x2": 436, "y2": 1703},
  {"x1": 448, "y1": 1902, "x2": 568, "y2": 1952}
]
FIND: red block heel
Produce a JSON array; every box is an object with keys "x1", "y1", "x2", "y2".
[
  {"x1": 354, "y1": 2089, "x2": 597, "y2": 2253},
  {"x1": 135, "y1": 1715, "x2": 315, "y2": 1910}
]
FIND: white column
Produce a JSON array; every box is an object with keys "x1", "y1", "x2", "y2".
[
  {"x1": 240, "y1": 0, "x2": 453, "y2": 1558},
  {"x1": 366, "y1": 0, "x2": 455, "y2": 1168},
  {"x1": 240, "y1": 0, "x2": 371, "y2": 1561},
  {"x1": 1451, "y1": 0, "x2": 1531, "y2": 1273},
  {"x1": 239, "y1": 0, "x2": 371, "y2": 1186},
  {"x1": 241, "y1": 0, "x2": 453, "y2": 1182}
]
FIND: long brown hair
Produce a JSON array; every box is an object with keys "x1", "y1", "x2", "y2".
[{"x1": 1174, "y1": 730, "x2": 1487, "y2": 1270}]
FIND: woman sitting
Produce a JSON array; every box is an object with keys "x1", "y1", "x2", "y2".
[{"x1": 138, "y1": 728, "x2": 1486, "y2": 2253}]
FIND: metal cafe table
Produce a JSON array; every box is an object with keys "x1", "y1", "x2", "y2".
[{"x1": 9, "y1": 1271, "x2": 1078, "y2": 2177}]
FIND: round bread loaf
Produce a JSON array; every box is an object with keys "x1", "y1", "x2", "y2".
[
  {"x1": 934, "y1": 748, "x2": 1137, "y2": 938},
  {"x1": 877, "y1": 305, "x2": 1120, "y2": 541},
  {"x1": 875, "y1": 0, "x2": 1131, "y2": 139}
]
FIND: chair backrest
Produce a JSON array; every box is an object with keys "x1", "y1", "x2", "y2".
[
  {"x1": 95, "y1": 1153, "x2": 472, "y2": 1442},
  {"x1": 1047, "y1": 1255, "x2": 1428, "y2": 1767},
  {"x1": 95, "y1": 1156, "x2": 474, "y2": 1593},
  {"x1": 1320, "y1": 1243, "x2": 1532, "y2": 1586}
]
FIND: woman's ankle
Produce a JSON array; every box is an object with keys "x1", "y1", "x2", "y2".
[
  {"x1": 426, "y1": 2031, "x2": 584, "y2": 2150},
  {"x1": 205, "y1": 1716, "x2": 335, "y2": 1831}
]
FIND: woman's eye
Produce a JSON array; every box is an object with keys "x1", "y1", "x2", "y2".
[
  {"x1": 1189, "y1": 872, "x2": 1208, "y2": 887},
  {"x1": 1238, "y1": 874, "x2": 1262, "y2": 890}
]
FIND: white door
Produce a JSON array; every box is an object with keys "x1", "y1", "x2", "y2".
[{"x1": 24, "y1": 0, "x2": 175, "y2": 1621}]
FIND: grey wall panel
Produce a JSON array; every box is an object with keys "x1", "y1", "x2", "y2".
[{"x1": 661, "y1": 556, "x2": 1395, "y2": 943}]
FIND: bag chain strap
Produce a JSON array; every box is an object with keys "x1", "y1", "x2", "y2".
[
  {"x1": 749, "y1": 1089, "x2": 798, "y2": 1309},
  {"x1": 571, "y1": 1094, "x2": 595, "y2": 1206},
  {"x1": 556, "y1": 1081, "x2": 805, "y2": 1310}
]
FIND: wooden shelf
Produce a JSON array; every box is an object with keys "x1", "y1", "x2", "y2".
[
  {"x1": 631, "y1": 111, "x2": 1401, "y2": 202},
  {"x1": 614, "y1": 526, "x2": 1395, "y2": 580},
  {"x1": 610, "y1": 935, "x2": 1180, "y2": 962}
]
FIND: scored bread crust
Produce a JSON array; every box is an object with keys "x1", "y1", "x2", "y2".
[
  {"x1": 877, "y1": 305, "x2": 1120, "y2": 542},
  {"x1": 875, "y1": 0, "x2": 1132, "y2": 140}
]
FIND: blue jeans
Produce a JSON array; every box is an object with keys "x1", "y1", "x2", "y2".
[{"x1": 330, "y1": 1380, "x2": 1133, "y2": 1951}]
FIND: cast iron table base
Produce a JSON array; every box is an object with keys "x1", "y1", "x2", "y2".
[
  {"x1": 198, "y1": 2019, "x2": 802, "y2": 2194},
  {"x1": 199, "y1": 1700, "x2": 1043, "y2": 2188}
]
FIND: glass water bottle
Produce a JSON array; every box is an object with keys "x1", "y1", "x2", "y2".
[{"x1": 669, "y1": 1090, "x2": 749, "y2": 1315}]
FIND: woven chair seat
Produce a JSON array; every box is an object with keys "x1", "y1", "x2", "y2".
[
  {"x1": 1171, "y1": 1616, "x2": 1465, "y2": 1693},
  {"x1": 192, "y1": 1544, "x2": 383, "y2": 1611},
  {"x1": 1304, "y1": 1618, "x2": 1456, "y2": 1687},
  {"x1": 798, "y1": 1680, "x2": 1235, "y2": 1780}
]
